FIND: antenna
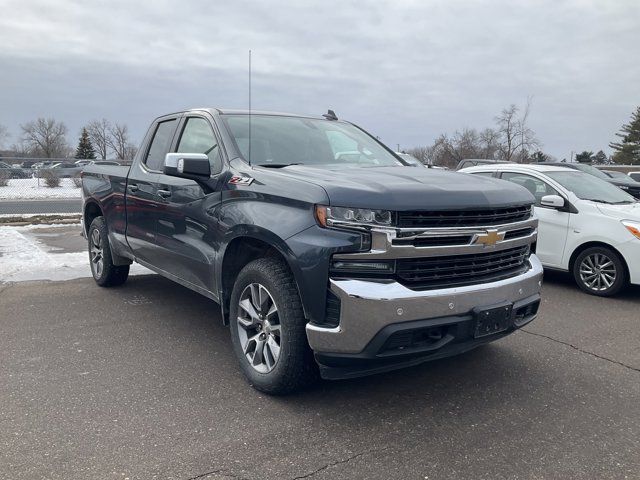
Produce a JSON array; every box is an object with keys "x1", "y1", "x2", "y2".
[{"x1": 248, "y1": 49, "x2": 252, "y2": 165}]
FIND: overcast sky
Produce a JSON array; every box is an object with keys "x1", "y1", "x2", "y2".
[{"x1": 1, "y1": 0, "x2": 638, "y2": 158}]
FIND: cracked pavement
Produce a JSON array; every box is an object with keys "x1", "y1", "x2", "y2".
[{"x1": 1, "y1": 270, "x2": 639, "y2": 479}]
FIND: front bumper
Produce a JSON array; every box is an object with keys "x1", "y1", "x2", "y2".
[{"x1": 306, "y1": 254, "x2": 544, "y2": 377}]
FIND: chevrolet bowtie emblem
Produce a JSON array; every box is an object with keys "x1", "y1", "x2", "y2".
[{"x1": 474, "y1": 229, "x2": 505, "y2": 246}]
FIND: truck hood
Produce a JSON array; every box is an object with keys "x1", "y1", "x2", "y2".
[{"x1": 267, "y1": 165, "x2": 534, "y2": 210}]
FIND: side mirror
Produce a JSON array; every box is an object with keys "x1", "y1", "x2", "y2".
[
  {"x1": 164, "y1": 153, "x2": 210, "y2": 178},
  {"x1": 540, "y1": 194, "x2": 565, "y2": 209}
]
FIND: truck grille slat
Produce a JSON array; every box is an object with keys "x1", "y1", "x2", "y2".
[
  {"x1": 398, "y1": 206, "x2": 531, "y2": 228},
  {"x1": 396, "y1": 245, "x2": 530, "y2": 290}
]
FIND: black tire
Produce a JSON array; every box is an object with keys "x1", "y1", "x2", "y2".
[
  {"x1": 229, "y1": 257, "x2": 317, "y2": 395},
  {"x1": 572, "y1": 246, "x2": 626, "y2": 297},
  {"x1": 88, "y1": 216, "x2": 129, "y2": 287}
]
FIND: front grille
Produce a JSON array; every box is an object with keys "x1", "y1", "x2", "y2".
[
  {"x1": 396, "y1": 245, "x2": 530, "y2": 290},
  {"x1": 397, "y1": 206, "x2": 532, "y2": 228}
]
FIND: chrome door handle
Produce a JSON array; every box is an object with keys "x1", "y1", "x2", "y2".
[
  {"x1": 157, "y1": 189, "x2": 171, "y2": 198},
  {"x1": 127, "y1": 183, "x2": 139, "y2": 192}
]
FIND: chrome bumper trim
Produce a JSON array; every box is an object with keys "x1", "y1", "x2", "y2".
[{"x1": 306, "y1": 254, "x2": 544, "y2": 354}]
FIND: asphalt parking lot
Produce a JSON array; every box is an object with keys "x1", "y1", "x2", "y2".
[{"x1": 1, "y1": 261, "x2": 639, "y2": 478}]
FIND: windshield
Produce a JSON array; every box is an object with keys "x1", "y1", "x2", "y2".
[
  {"x1": 221, "y1": 115, "x2": 403, "y2": 168},
  {"x1": 546, "y1": 171, "x2": 636, "y2": 204},
  {"x1": 572, "y1": 163, "x2": 612, "y2": 180}
]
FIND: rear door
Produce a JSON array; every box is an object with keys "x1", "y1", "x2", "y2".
[
  {"x1": 150, "y1": 114, "x2": 225, "y2": 294},
  {"x1": 125, "y1": 116, "x2": 179, "y2": 264}
]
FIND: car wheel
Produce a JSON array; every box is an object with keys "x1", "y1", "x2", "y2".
[
  {"x1": 572, "y1": 246, "x2": 626, "y2": 297},
  {"x1": 88, "y1": 217, "x2": 129, "y2": 287},
  {"x1": 229, "y1": 257, "x2": 317, "y2": 395}
]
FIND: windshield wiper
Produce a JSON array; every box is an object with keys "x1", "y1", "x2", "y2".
[{"x1": 257, "y1": 163, "x2": 302, "y2": 168}]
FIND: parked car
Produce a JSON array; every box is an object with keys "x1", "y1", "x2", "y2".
[
  {"x1": 542, "y1": 162, "x2": 640, "y2": 199},
  {"x1": 629, "y1": 172, "x2": 640, "y2": 182},
  {"x1": 461, "y1": 163, "x2": 640, "y2": 296},
  {"x1": 34, "y1": 162, "x2": 83, "y2": 178},
  {"x1": 81, "y1": 108, "x2": 543, "y2": 394},
  {"x1": 0, "y1": 161, "x2": 31, "y2": 179},
  {"x1": 456, "y1": 158, "x2": 508, "y2": 170},
  {"x1": 602, "y1": 170, "x2": 635, "y2": 181}
]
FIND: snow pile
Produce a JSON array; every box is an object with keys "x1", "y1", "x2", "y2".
[
  {"x1": 0, "y1": 224, "x2": 149, "y2": 282},
  {"x1": 0, "y1": 178, "x2": 81, "y2": 200}
]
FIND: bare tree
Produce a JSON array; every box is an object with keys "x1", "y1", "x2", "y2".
[
  {"x1": 0, "y1": 124, "x2": 10, "y2": 149},
  {"x1": 495, "y1": 99, "x2": 540, "y2": 162},
  {"x1": 107, "y1": 123, "x2": 132, "y2": 160},
  {"x1": 478, "y1": 128, "x2": 500, "y2": 159},
  {"x1": 123, "y1": 143, "x2": 138, "y2": 162},
  {"x1": 19, "y1": 118, "x2": 69, "y2": 158},
  {"x1": 86, "y1": 119, "x2": 112, "y2": 159}
]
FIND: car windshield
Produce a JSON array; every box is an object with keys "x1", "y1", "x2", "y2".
[
  {"x1": 572, "y1": 163, "x2": 612, "y2": 180},
  {"x1": 546, "y1": 171, "x2": 636, "y2": 204},
  {"x1": 221, "y1": 114, "x2": 403, "y2": 168}
]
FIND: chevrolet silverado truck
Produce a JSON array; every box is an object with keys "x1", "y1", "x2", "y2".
[{"x1": 81, "y1": 108, "x2": 543, "y2": 394}]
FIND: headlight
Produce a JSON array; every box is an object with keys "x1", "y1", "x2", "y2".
[
  {"x1": 315, "y1": 205, "x2": 394, "y2": 228},
  {"x1": 619, "y1": 185, "x2": 629, "y2": 190},
  {"x1": 622, "y1": 220, "x2": 640, "y2": 240}
]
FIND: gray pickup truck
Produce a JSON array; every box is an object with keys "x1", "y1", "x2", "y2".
[{"x1": 81, "y1": 108, "x2": 543, "y2": 394}]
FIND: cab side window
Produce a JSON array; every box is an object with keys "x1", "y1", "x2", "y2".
[
  {"x1": 471, "y1": 171, "x2": 495, "y2": 178},
  {"x1": 145, "y1": 119, "x2": 177, "y2": 171},
  {"x1": 177, "y1": 117, "x2": 222, "y2": 174},
  {"x1": 501, "y1": 172, "x2": 559, "y2": 207}
]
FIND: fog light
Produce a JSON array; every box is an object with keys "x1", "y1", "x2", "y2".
[{"x1": 330, "y1": 260, "x2": 395, "y2": 274}]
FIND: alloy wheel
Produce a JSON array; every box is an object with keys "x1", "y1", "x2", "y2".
[
  {"x1": 90, "y1": 228, "x2": 104, "y2": 278},
  {"x1": 236, "y1": 283, "x2": 282, "y2": 373},
  {"x1": 579, "y1": 253, "x2": 617, "y2": 292}
]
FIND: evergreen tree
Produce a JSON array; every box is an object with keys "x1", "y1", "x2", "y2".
[
  {"x1": 530, "y1": 150, "x2": 550, "y2": 163},
  {"x1": 593, "y1": 150, "x2": 608, "y2": 164},
  {"x1": 575, "y1": 151, "x2": 594, "y2": 163},
  {"x1": 75, "y1": 128, "x2": 96, "y2": 160},
  {"x1": 610, "y1": 106, "x2": 640, "y2": 165}
]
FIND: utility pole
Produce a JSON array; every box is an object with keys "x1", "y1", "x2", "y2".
[{"x1": 397, "y1": 143, "x2": 400, "y2": 152}]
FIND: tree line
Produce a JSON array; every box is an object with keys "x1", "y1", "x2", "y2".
[
  {"x1": 0, "y1": 118, "x2": 138, "y2": 161},
  {"x1": 404, "y1": 102, "x2": 640, "y2": 168}
]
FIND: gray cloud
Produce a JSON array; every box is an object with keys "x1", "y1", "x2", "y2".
[{"x1": 1, "y1": 0, "x2": 638, "y2": 157}]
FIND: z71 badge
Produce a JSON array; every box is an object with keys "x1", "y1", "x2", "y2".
[{"x1": 229, "y1": 176, "x2": 254, "y2": 186}]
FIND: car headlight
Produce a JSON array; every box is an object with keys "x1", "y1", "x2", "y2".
[
  {"x1": 622, "y1": 220, "x2": 640, "y2": 240},
  {"x1": 315, "y1": 205, "x2": 394, "y2": 228},
  {"x1": 619, "y1": 185, "x2": 630, "y2": 190}
]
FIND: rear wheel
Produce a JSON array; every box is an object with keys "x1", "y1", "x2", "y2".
[
  {"x1": 572, "y1": 246, "x2": 626, "y2": 297},
  {"x1": 229, "y1": 257, "x2": 317, "y2": 394},
  {"x1": 88, "y1": 217, "x2": 129, "y2": 287}
]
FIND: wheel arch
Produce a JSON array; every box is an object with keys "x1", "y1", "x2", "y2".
[
  {"x1": 568, "y1": 241, "x2": 630, "y2": 281},
  {"x1": 83, "y1": 200, "x2": 103, "y2": 237},
  {"x1": 218, "y1": 232, "x2": 307, "y2": 326}
]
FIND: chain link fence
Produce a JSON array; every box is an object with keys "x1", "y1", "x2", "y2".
[{"x1": 0, "y1": 157, "x2": 129, "y2": 216}]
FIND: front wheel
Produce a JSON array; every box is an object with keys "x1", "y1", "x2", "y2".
[
  {"x1": 88, "y1": 217, "x2": 129, "y2": 287},
  {"x1": 572, "y1": 246, "x2": 626, "y2": 297},
  {"x1": 229, "y1": 257, "x2": 317, "y2": 394}
]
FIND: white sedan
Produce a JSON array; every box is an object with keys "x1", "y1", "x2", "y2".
[{"x1": 461, "y1": 163, "x2": 640, "y2": 296}]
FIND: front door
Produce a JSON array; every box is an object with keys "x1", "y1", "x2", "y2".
[
  {"x1": 151, "y1": 115, "x2": 225, "y2": 295},
  {"x1": 500, "y1": 171, "x2": 570, "y2": 268}
]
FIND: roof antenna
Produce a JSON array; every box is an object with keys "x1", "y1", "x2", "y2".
[
  {"x1": 248, "y1": 49, "x2": 252, "y2": 165},
  {"x1": 323, "y1": 109, "x2": 338, "y2": 121}
]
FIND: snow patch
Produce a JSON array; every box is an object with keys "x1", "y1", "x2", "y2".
[{"x1": 0, "y1": 224, "x2": 150, "y2": 282}]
